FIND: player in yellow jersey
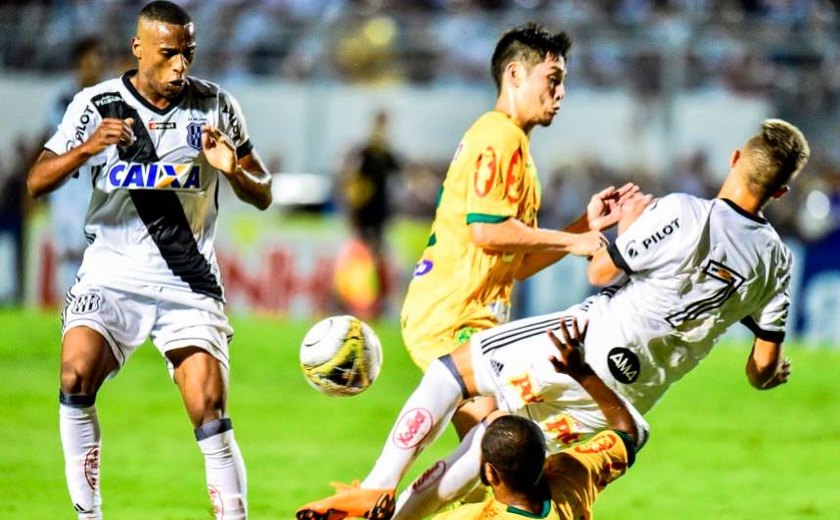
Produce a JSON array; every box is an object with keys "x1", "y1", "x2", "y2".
[
  {"x1": 433, "y1": 325, "x2": 642, "y2": 520},
  {"x1": 401, "y1": 24, "x2": 636, "y2": 440}
]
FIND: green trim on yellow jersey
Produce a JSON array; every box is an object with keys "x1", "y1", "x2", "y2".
[
  {"x1": 427, "y1": 232, "x2": 437, "y2": 246},
  {"x1": 466, "y1": 213, "x2": 510, "y2": 224},
  {"x1": 506, "y1": 500, "x2": 552, "y2": 518}
]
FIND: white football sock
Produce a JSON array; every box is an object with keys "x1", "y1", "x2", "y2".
[
  {"x1": 196, "y1": 418, "x2": 248, "y2": 520},
  {"x1": 393, "y1": 421, "x2": 485, "y2": 519},
  {"x1": 362, "y1": 357, "x2": 466, "y2": 490},
  {"x1": 59, "y1": 395, "x2": 102, "y2": 520}
]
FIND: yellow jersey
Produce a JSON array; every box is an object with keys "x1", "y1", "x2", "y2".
[
  {"x1": 433, "y1": 498, "x2": 559, "y2": 520},
  {"x1": 433, "y1": 430, "x2": 634, "y2": 520},
  {"x1": 545, "y1": 430, "x2": 634, "y2": 520},
  {"x1": 401, "y1": 111, "x2": 541, "y2": 369}
]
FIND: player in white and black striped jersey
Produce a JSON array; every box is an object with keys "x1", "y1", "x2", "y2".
[
  {"x1": 28, "y1": 2, "x2": 271, "y2": 519},
  {"x1": 296, "y1": 119, "x2": 809, "y2": 519}
]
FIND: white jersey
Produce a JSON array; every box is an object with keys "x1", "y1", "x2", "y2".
[
  {"x1": 44, "y1": 71, "x2": 253, "y2": 301},
  {"x1": 583, "y1": 193, "x2": 791, "y2": 412}
]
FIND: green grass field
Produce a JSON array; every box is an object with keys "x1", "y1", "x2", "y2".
[{"x1": 2, "y1": 309, "x2": 839, "y2": 519}]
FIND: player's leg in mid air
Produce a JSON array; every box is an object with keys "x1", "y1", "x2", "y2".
[
  {"x1": 168, "y1": 346, "x2": 247, "y2": 520},
  {"x1": 59, "y1": 326, "x2": 117, "y2": 520},
  {"x1": 296, "y1": 345, "x2": 481, "y2": 520}
]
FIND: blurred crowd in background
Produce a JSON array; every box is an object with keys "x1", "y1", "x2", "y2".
[{"x1": 0, "y1": 0, "x2": 839, "y2": 274}]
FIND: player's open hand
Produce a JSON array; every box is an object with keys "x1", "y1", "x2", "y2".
[
  {"x1": 760, "y1": 357, "x2": 792, "y2": 389},
  {"x1": 84, "y1": 117, "x2": 135, "y2": 155},
  {"x1": 617, "y1": 192, "x2": 654, "y2": 235},
  {"x1": 202, "y1": 124, "x2": 238, "y2": 175},
  {"x1": 547, "y1": 318, "x2": 589, "y2": 377},
  {"x1": 587, "y1": 182, "x2": 640, "y2": 231}
]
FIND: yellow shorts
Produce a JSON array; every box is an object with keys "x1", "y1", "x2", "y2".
[{"x1": 403, "y1": 318, "x2": 496, "y2": 371}]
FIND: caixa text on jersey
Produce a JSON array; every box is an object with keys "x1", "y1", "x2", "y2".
[{"x1": 106, "y1": 162, "x2": 202, "y2": 190}]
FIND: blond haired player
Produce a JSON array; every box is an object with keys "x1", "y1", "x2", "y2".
[
  {"x1": 401, "y1": 23, "x2": 635, "y2": 439},
  {"x1": 297, "y1": 118, "x2": 807, "y2": 519},
  {"x1": 434, "y1": 323, "x2": 642, "y2": 520}
]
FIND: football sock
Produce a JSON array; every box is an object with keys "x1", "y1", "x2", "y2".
[
  {"x1": 362, "y1": 357, "x2": 466, "y2": 489},
  {"x1": 59, "y1": 392, "x2": 102, "y2": 520},
  {"x1": 196, "y1": 418, "x2": 248, "y2": 520},
  {"x1": 393, "y1": 421, "x2": 485, "y2": 519}
]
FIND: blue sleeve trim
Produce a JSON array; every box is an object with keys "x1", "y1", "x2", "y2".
[{"x1": 740, "y1": 316, "x2": 786, "y2": 342}]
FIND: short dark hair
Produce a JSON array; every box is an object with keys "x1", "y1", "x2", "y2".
[
  {"x1": 481, "y1": 415, "x2": 546, "y2": 493},
  {"x1": 490, "y1": 23, "x2": 572, "y2": 93},
  {"x1": 71, "y1": 37, "x2": 103, "y2": 65},
  {"x1": 139, "y1": 1, "x2": 192, "y2": 26}
]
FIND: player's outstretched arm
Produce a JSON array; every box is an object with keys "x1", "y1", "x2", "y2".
[
  {"x1": 27, "y1": 117, "x2": 135, "y2": 199},
  {"x1": 546, "y1": 322, "x2": 639, "y2": 445},
  {"x1": 746, "y1": 337, "x2": 791, "y2": 390},
  {"x1": 202, "y1": 124, "x2": 272, "y2": 210},
  {"x1": 511, "y1": 184, "x2": 638, "y2": 280}
]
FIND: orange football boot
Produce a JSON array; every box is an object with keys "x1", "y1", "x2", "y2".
[{"x1": 296, "y1": 481, "x2": 395, "y2": 520}]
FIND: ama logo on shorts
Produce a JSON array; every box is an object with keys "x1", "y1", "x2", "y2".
[{"x1": 107, "y1": 162, "x2": 202, "y2": 190}]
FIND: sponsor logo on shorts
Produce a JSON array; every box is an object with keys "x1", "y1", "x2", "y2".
[
  {"x1": 83, "y1": 446, "x2": 100, "y2": 490},
  {"x1": 187, "y1": 122, "x2": 203, "y2": 150},
  {"x1": 509, "y1": 373, "x2": 544, "y2": 404},
  {"x1": 624, "y1": 240, "x2": 639, "y2": 259},
  {"x1": 393, "y1": 408, "x2": 433, "y2": 450},
  {"x1": 490, "y1": 359, "x2": 505, "y2": 376},
  {"x1": 148, "y1": 121, "x2": 176, "y2": 130},
  {"x1": 607, "y1": 347, "x2": 640, "y2": 384},
  {"x1": 412, "y1": 460, "x2": 447, "y2": 492},
  {"x1": 106, "y1": 162, "x2": 202, "y2": 190},
  {"x1": 71, "y1": 293, "x2": 102, "y2": 315},
  {"x1": 543, "y1": 414, "x2": 581, "y2": 446},
  {"x1": 413, "y1": 259, "x2": 433, "y2": 277}
]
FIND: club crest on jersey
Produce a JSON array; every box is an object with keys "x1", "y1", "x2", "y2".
[
  {"x1": 187, "y1": 122, "x2": 203, "y2": 150},
  {"x1": 107, "y1": 162, "x2": 202, "y2": 190}
]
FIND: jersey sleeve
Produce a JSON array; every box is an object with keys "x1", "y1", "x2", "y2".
[
  {"x1": 741, "y1": 245, "x2": 792, "y2": 342},
  {"x1": 464, "y1": 129, "x2": 525, "y2": 225},
  {"x1": 544, "y1": 430, "x2": 633, "y2": 515},
  {"x1": 609, "y1": 194, "x2": 687, "y2": 274},
  {"x1": 43, "y1": 89, "x2": 100, "y2": 156},
  {"x1": 218, "y1": 89, "x2": 253, "y2": 158}
]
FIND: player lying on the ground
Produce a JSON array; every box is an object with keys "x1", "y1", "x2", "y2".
[
  {"x1": 432, "y1": 322, "x2": 644, "y2": 520},
  {"x1": 296, "y1": 118, "x2": 808, "y2": 519}
]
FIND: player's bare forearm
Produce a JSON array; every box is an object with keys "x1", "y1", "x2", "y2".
[
  {"x1": 746, "y1": 338, "x2": 790, "y2": 390},
  {"x1": 587, "y1": 247, "x2": 623, "y2": 286},
  {"x1": 513, "y1": 213, "x2": 590, "y2": 280},
  {"x1": 226, "y1": 152, "x2": 272, "y2": 210},
  {"x1": 28, "y1": 148, "x2": 93, "y2": 198},
  {"x1": 471, "y1": 218, "x2": 605, "y2": 259}
]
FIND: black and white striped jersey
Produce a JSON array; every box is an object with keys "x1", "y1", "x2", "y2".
[{"x1": 44, "y1": 71, "x2": 253, "y2": 301}]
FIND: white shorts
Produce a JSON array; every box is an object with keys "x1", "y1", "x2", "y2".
[
  {"x1": 61, "y1": 281, "x2": 233, "y2": 376},
  {"x1": 470, "y1": 307, "x2": 648, "y2": 453}
]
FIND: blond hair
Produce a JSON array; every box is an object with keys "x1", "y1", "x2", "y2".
[{"x1": 741, "y1": 119, "x2": 810, "y2": 200}]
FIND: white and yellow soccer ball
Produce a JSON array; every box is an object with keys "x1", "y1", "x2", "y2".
[{"x1": 299, "y1": 315, "x2": 383, "y2": 397}]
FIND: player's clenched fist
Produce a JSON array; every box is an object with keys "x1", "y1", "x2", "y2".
[{"x1": 84, "y1": 117, "x2": 135, "y2": 155}]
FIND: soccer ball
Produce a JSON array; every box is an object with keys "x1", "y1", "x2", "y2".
[{"x1": 299, "y1": 315, "x2": 383, "y2": 396}]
